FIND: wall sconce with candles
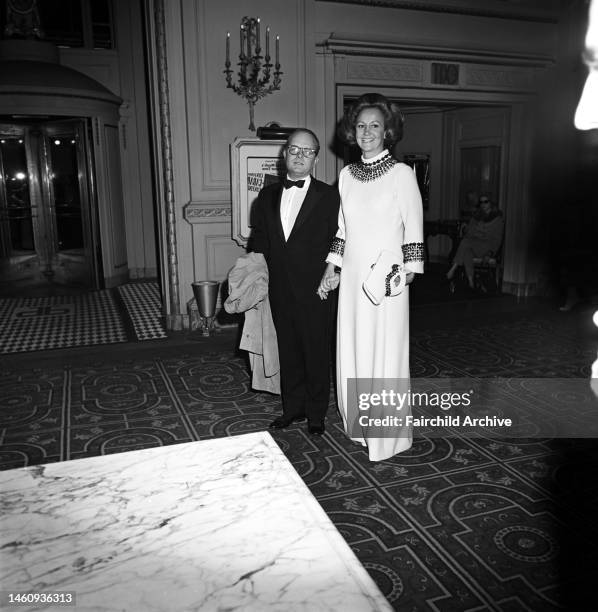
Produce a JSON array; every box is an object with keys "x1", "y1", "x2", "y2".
[{"x1": 224, "y1": 16, "x2": 282, "y2": 132}]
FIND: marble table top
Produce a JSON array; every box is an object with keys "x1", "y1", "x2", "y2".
[{"x1": 0, "y1": 432, "x2": 392, "y2": 611}]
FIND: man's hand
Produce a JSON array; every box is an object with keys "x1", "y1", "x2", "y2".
[{"x1": 318, "y1": 263, "x2": 340, "y2": 300}]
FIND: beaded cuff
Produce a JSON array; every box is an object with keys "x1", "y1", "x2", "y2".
[
  {"x1": 330, "y1": 237, "x2": 345, "y2": 257},
  {"x1": 348, "y1": 152, "x2": 397, "y2": 182},
  {"x1": 402, "y1": 242, "x2": 424, "y2": 263},
  {"x1": 385, "y1": 265, "x2": 401, "y2": 297}
]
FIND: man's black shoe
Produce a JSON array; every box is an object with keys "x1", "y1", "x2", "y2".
[
  {"x1": 269, "y1": 415, "x2": 306, "y2": 429},
  {"x1": 308, "y1": 421, "x2": 325, "y2": 436}
]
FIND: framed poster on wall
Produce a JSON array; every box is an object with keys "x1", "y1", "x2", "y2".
[{"x1": 230, "y1": 137, "x2": 285, "y2": 247}]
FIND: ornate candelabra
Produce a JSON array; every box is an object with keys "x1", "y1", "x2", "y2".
[{"x1": 224, "y1": 17, "x2": 282, "y2": 131}]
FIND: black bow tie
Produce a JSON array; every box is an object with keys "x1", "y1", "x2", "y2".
[{"x1": 283, "y1": 178, "x2": 305, "y2": 189}]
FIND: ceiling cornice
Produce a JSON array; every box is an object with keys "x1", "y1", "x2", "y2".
[{"x1": 316, "y1": 0, "x2": 561, "y2": 24}]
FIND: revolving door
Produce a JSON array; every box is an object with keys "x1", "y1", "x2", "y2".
[{"x1": 0, "y1": 118, "x2": 98, "y2": 290}]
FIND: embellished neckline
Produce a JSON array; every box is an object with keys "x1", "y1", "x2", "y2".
[
  {"x1": 361, "y1": 149, "x2": 389, "y2": 164},
  {"x1": 348, "y1": 151, "x2": 397, "y2": 182}
]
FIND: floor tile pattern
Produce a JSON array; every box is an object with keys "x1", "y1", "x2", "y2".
[
  {"x1": 0, "y1": 291, "x2": 127, "y2": 354},
  {"x1": 116, "y1": 282, "x2": 167, "y2": 341},
  {"x1": 0, "y1": 282, "x2": 166, "y2": 354}
]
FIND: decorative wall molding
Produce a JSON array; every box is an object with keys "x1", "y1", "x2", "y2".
[
  {"x1": 170, "y1": 313, "x2": 189, "y2": 330},
  {"x1": 118, "y1": 100, "x2": 131, "y2": 150},
  {"x1": 346, "y1": 61, "x2": 423, "y2": 83},
  {"x1": 466, "y1": 67, "x2": 534, "y2": 91},
  {"x1": 204, "y1": 235, "x2": 241, "y2": 282},
  {"x1": 154, "y1": 0, "x2": 180, "y2": 321},
  {"x1": 129, "y1": 267, "x2": 158, "y2": 279},
  {"x1": 91, "y1": 117, "x2": 101, "y2": 147},
  {"x1": 339, "y1": 58, "x2": 539, "y2": 94},
  {"x1": 331, "y1": 40, "x2": 546, "y2": 95},
  {"x1": 316, "y1": 0, "x2": 560, "y2": 23},
  {"x1": 59, "y1": 48, "x2": 121, "y2": 94},
  {"x1": 322, "y1": 33, "x2": 554, "y2": 68},
  {"x1": 195, "y1": 0, "x2": 226, "y2": 195},
  {"x1": 184, "y1": 202, "x2": 232, "y2": 224}
]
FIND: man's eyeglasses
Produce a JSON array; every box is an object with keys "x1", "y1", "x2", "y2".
[
  {"x1": 287, "y1": 145, "x2": 318, "y2": 158},
  {"x1": 479, "y1": 199, "x2": 489, "y2": 204}
]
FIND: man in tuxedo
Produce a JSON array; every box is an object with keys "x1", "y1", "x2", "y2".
[{"x1": 249, "y1": 129, "x2": 340, "y2": 435}]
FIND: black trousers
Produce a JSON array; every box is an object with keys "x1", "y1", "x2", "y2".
[{"x1": 270, "y1": 297, "x2": 333, "y2": 424}]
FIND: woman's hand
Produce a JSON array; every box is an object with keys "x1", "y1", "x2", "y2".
[
  {"x1": 405, "y1": 272, "x2": 415, "y2": 285},
  {"x1": 318, "y1": 263, "x2": 340, "y2": 300}
]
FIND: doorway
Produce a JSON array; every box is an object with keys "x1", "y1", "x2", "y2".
[
  {"x1": 459, "y1": 145, "x2": 501, "y2": 218},
  {"x1": 0, "y1": 118, "x2": 98, "y2": 293}
]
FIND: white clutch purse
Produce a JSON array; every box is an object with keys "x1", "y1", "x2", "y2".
[{"x1": 362, "y1": 250, "x2": 406, "y2": 305}]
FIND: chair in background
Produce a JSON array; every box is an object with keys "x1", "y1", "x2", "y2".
[{"x1": 473, "y1": 237, "x2": 504, "y2": 294}]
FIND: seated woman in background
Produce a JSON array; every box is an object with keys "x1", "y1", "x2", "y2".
[{"x1": 446, "y1": 196, "x2": 504, "y2": 290}]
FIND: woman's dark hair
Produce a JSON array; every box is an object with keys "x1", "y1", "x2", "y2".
[{"x1": 337, "y1": 93, "x2": 404, "y2": 147}]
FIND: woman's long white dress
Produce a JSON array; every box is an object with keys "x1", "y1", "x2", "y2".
[{"x1": 327, "y1": 150, "x2": 424, "y2": 461}]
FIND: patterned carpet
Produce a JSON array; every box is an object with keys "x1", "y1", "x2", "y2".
[
  {"x1": 0, "y1": 281, "x2": 166, "y2": 354},
  {"x1": 1, "y1": 297, "x2": 598, "y2": 610}
]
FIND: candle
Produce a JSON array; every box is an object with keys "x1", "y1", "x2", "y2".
[
  {"x1": 247, "y1": 22, "x2": 251, "y2": 58},
  {"x1": 275, "y1": 35, "x2": 279, "y2": 66},
  {"x1": 240, "y1": 24, "x2": 244, "y2": 58},
  {"x1": 226, "y1": 31, "x2": 230, "y2": 64},
  {"x1": 256, "y1": 18, "x2": 260, "y2": 53},
  {"x1": 266, "y1": 26, "x2": 270, "y2": 59}
]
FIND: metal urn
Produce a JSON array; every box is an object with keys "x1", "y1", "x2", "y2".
[{"x1": 191, "y1": 281, "x2": 219, "y2": 336}]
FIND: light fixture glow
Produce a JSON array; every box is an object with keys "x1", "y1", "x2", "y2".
[{"x1": 575, "y1": 0, "x2": 598, "y2": 130}]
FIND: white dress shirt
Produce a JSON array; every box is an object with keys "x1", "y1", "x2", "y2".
[{"x1": 280, "y1": 175, "x2": 311, "y2": 240}]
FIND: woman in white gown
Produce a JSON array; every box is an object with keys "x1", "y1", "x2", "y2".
[{"x1": 319, "y1": 93, "x2": 424, "y2": 461}]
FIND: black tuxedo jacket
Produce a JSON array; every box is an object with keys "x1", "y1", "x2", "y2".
[{"x1": 249, "y1": 177, "x2": 340, "y2": 306}]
